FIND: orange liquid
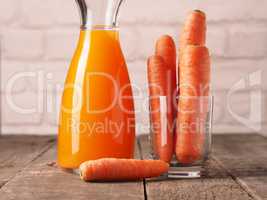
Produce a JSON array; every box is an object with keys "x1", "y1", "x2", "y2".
[{"x1": 58, "y1": 29, "x2": 135, "y2": 169}]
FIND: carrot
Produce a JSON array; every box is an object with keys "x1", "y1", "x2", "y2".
[
  {"x1": 176, "y1": 45, "x2": 210, "y2": 164},
  {"x1": 175, "y1": 10, "x2": 209, "y2": 164},
  {"x1": 179, "y1": 45, "x2": 210, "y2": 96},
  {"x1": 155, "y1": 35, "x2": 177, "y2": 153},
  {"x1": 155, "y1": 35, "x2": 177, "y2": 104},
  {"x1": 175, "y1": 10, "x2": 208, "y2": 164},
  {"x1": 178, "y1": 9, "x2": 207, "y2": 93},
  {"x1": 147, "y1": 56, "x2": 174, "y2": 163},
  {"x1": 178, "y1": 10, "x2": 206, "y2": 56},
  {"x1": 80, "y1": 158, "x2": 169, "y2": 181}
]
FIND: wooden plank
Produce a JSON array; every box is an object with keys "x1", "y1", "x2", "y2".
[
  {"x1": 139, "y1": 135, "x2": 254, "y2": 200},
  {"x1": 0, "y1": 136, "x2": 54, "y2": 188},
  {"x1": 213, "y1": 134, "x2": 267, "y2": 200},
  {"x1": 0, "y1": 141, "x2": 144, "y2": 200}
]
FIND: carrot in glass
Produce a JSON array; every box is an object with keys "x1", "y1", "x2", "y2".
[
  {"x1": 155, "y1": 35, "x2": 177, "y2": 153},
  {"x1": 176, "y1": 45, "x2": 210, "y2": 164},
  {"x1": 147, "y1": 56, "x2": 174, "y2": 163},
  {"x1": 176, "y1": 9, "x2": 208, "y2": 164}
]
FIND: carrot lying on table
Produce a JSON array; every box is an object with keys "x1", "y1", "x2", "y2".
[
  {"x1": 155, "y1": 35, "x2": 177, "y2": 154},
  {"x1": 80, "y1": 158, "x2": 169, "y2": 181},
  {"x1": 147, "y1": 56, "x2": 174, "y2": 163},
  {"x1": 176, "y1": 45, "x2": 211, "y2": 164}
]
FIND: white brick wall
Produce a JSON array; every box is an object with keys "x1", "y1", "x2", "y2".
[
  {"x1": 1, "y1": 0, "x2": 267, "y2": 135},
  {"x1": 2, "y1": 30, "x2": 44, "y2": 59}
]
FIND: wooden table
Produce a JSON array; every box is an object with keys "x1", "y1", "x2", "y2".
[{"x1": 0, "y1": 134, "x2": 266, "y2": 200}]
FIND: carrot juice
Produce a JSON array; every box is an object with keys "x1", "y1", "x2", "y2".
[{"x1": 58, "y1": 28, "x2": 135, "y2": 169}]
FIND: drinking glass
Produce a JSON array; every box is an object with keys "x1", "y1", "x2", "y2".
[{"x1": 149, "y1": 96, "x2": 214, "y2": 178}]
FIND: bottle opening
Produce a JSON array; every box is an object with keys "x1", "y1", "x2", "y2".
[{"x1": 76, "y1": 0, "x2": 124, "y2": 30}]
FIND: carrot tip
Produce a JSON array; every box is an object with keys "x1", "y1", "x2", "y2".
[
  {"x1": 193, "y1": 9, "x2": 205, "y2": 15},
  {"x1": 156, "y1": 35, "x2": 176, "y2": 46},
  {"x1": 158, "y1": 35, "x2": 173, "y2": 40}
]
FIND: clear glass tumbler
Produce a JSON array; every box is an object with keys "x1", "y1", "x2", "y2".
[{"x1": 149, "y1": 96, "x2": 213, "y2": 178}]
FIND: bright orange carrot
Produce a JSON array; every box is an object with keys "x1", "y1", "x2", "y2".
[
  {"x1": 178, "y1": 10, "x2": 206, "y2": 56},
  {"x1": 176, "y1": 45, "x2": 210, "y2": 164},
  {"x1": 178, "y1": 9, "x2": 207, "y2": 93},
  {"x1": 179, "y1": 46, "x2": 210, "y2": 96},
  {"x1": 80, "y1": 158, "x2": 169, "y2": 181},
  {"x1": 155, "y1": 35, "x2": 177, "y2": 104},
  {"x1": 155, "y1": 35, "x2": 177, "y2": 154},
  {"x1": 147, "y1": 56, "x2": 174, "y2": 163},
  {"x1": 176, "y1": 10, "x2": 210, "y2": 163},
  {"x1": 175, "y1": 10, "x2": 209, "y2": 163}
]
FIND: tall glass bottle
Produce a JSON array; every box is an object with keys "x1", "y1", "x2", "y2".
[{"x1": 58, "y1": 0, "x2": 135, "y2": 169}]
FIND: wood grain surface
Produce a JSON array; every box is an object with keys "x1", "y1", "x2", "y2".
[
  {"x1": 0, "y1": 134, "x2": 266, "y2": 200},
  {"x1": 139, "y1": 135, "x2": 254, "y2": 200},
  {"x1": 0, "y1": 137, "x2": 144, "y2": 200}
]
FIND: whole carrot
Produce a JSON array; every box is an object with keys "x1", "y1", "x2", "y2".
[
  {"x1": 176, "y1": 10, "x2": 208, "y2": 164},
  {"x1": 176, "y1": 45, "x2": 210, "y2": 164},
  {"x1": 155, "y1": 35, "x2": 177, "y2": 153},
  {"x1": 147, "y1": 56, "x2": 174, "y2": 163},
  {"x1": 80, "y1": 158, "x2": 169, "y2": 181}
]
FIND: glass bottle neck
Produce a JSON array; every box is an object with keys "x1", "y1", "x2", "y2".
[{"x1": 76, "y1": 0, "x2": 124, "y2": 30}]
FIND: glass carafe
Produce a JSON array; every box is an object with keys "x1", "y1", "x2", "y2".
[{"x1": 58, "y1": 0, "x2": 135, "y2": 169}]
